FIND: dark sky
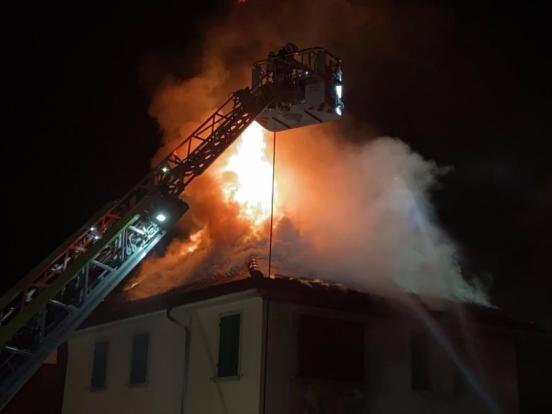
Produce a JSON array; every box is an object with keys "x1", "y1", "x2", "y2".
[{"x1": 3, "y1": 2, "x2": 550, "y2": 325}]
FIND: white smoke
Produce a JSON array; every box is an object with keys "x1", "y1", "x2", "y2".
[
  {"x1": 125, "y1": 0, "x2": 490, "y2": 305},
  {"x1": 268, "y1": 130, "x2": 489, "y2": 304}
]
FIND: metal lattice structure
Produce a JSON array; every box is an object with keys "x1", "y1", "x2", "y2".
[
  {"x1": 0, "y1": 46, "x2": 342, "y2": 408},
  {"x1": 252, "y1": 46, "x2": 343, "y2": 131},
  {"x1": 252, "y1": 46, "x2": 342, "y2": 88}
]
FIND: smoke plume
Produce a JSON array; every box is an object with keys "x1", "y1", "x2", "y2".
[{"x1": 125, "y1": 0, "x2": 489, "y2": 305}]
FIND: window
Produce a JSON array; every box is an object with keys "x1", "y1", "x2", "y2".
[
  {"x1": 410, "y1": 332, "x2": 430, "y2": 391},
  {"x1": 298, "y1": 315, "x2": 364, "y2": 381},
  {"x1": 91, "y1": 341, "x2": 108, "y2": 389},
  {"x1": 130, "y1": 333, "x2": 149, "y2": 385},
  {"x1": 217, "y1": 314, "x2": 241, "y2": 377}
]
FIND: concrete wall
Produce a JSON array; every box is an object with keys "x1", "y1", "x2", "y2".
[
  {"x1": 62, "y1": 290, "x2": 263, "y2": 414},
  {"x1": 62, "y1": 291, "x2": 518, "y2": 414},
  {"x1": 63, "y1": 310, "x2": 187, "y2": 414},
  {"x1": 182, "y1": 292, "x2": 264, "y2": 414},
  {"x1": 264, "y1": 301, "x2": 519, "y2": 414}
]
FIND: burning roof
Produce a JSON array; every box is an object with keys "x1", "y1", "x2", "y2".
[{"x1": 83, "y1": 264, "x2": 539, "y2": 334}]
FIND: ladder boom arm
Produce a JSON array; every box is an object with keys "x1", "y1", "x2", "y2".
[
  {"x1": 0, "y1": 46, "x2": 342, "y2": 408},
  {"x1": 0, "y1": 87, "x2": 269, "y2": 407}
]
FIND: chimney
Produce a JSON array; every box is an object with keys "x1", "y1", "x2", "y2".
[{"x1": 248, "y1": 256, "x2": 265, "y2": 280}]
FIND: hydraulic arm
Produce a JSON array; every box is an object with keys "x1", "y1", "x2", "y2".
[{"x1": 0, "y1": 45, "x2": 342, "y2": 408}]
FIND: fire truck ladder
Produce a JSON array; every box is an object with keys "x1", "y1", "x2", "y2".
[
  {"x1": 0, "y1": 87, "x2": 272, "y2": 408},
  {"x1": 0, "y1": 46, "x2": 341, "y2": 409}
]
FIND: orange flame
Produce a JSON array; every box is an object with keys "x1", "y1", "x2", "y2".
[
  {"x1": 218, "y1": 122, "x2": 277, "y2": 226},
  {"x1": 179, "y1": 229, "x2": 205, "y2": 255}
]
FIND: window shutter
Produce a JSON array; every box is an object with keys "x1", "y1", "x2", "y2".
[
  {"x1": 130, "y1": 333, "x2": 149, "y2": 385},
  {"x1": 91, "y1": 341, "x2": 108, "y2": 389},
  {"x1": 217, "y1": 314, "x2": 241, "y2": 377}
]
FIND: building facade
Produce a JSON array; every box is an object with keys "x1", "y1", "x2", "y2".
[{"x1": 57, "y1": 272, "x2": 534, "y2": 414}]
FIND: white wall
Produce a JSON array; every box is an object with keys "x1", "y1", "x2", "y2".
[
  {"x1": 181, "y1": 292, "x2": 264, "y2": 414},
  {"x1": 62, "y1": 290, "x2": 264, "y2": 414},
  {"x1": 62, "y1": 290, "x2": 517, "y2": 414},
  {"x1": 63, "y1": 310, "x2": 188, "y2": 414}
]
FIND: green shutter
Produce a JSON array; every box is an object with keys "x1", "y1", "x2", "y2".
[
  {"x1": 217, "y1": 314, "x2": 241, "y2": 377},
  {"x1": 91, "y1": 341, "x2": 108, "y2": 389},
  {"x1": 130, "y1": 333, "x2": 149, "y2": 384}
]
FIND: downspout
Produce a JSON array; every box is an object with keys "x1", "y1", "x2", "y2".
[{"x1": 166, "y1": 307, "x2": 191, "y2": 414}]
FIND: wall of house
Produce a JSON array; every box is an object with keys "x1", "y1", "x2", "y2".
[
  {"x1": 263, "y1": 300, "x2": 519, "y2": 414},
  {"x1": 62, "y1": 311, "x2": 187, "y2": 414},
  {"x1": 62, "y1": 290, "x2": 263, "y2": 414},
  {"x1": 263, "y1": 302, "x2": 370, "y2": 413},
  {"x1": 180, "y1": 292, "x2": 264, "y2": 414},
  {"x1": 61, "y1": 290, "x2": 519, "y2": 414}
]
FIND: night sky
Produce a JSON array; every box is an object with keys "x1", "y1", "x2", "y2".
[{"x1": 3, "y1": 2, "x2": 550, "y2": 326}]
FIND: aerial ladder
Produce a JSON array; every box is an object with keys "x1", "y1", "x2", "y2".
[{"x1": 0, "y1": 44, "x2": 343, "y2": 408}]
